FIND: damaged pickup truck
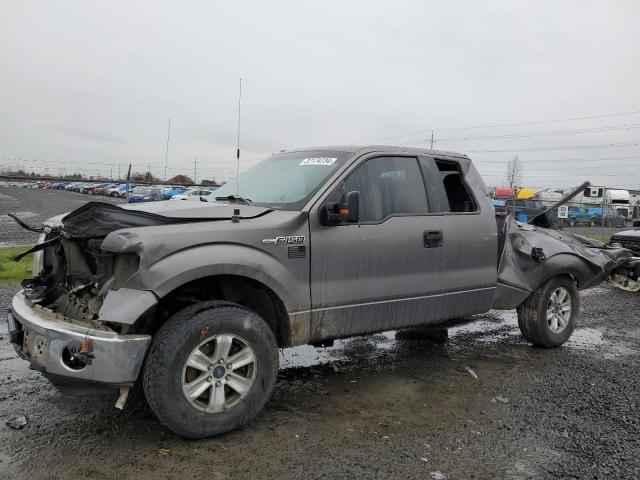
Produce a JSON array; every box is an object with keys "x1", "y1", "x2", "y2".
[{"x1": 6, "y1": 146, "x2": 638, "y2": 438}]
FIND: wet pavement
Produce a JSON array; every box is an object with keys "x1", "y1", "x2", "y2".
[
  {"x1": 1, "y1": 187, "x2": 639, "y2": 479},
  {"x1": 1, "y1": 283, "x2": 639, "y2": 479},
  {"x1": 0, "y1": 186, "x2": 123, "y2": 247}
]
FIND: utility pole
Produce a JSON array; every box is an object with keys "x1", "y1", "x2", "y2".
[
  {"x1": 236, "y1": 78, "x2": 242, "y2": 195},
  {"x1": 118, "y1": 164, "x2": 121, "y2": 181},
  {"x1": 430, "y1": 130, "x2": 434, "y2": 150},
  {"x1": 193, "y1": 156, "x2": 197, "y2": 185},
  {"x1": 126, "y1": 163, "x2": 132, "y2": 202},
  {"x1": 164, "y1": 117, "x2": 171, "y2": 182}
]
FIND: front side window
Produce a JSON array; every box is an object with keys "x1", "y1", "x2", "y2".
[
  {"x1": 338, "y1": 156, "x2": 428, "y2": 222},
  {"x1": 213, "y1": 150, "x2": 351, "y2": 210}
]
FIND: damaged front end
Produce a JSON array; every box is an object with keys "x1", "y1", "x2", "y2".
[
  {"x1": 5, "y1": 204, "x2": 179, "y2": 397},
  {"x1": 6, "y1": 201, "x2": 271, "y2": 399}
]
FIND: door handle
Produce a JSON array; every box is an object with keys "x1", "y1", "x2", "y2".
[{"x1": 424, "y1": 230, "x2": 443, "y2": 248}]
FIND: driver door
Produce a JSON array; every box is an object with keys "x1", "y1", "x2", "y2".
[{"x1": 308, "y1": 155, "x2": 448, "y2": 341}]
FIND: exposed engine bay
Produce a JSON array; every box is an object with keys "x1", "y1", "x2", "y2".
[{"x1": 24, "y1": 233, "x2": 140, "y2": 324}]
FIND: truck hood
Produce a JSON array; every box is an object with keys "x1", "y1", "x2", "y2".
[
  {"x1": 59, "y1": 201, "x2": 272, "y2": 238},
  {"x1": 611, "y1": 229, "x2": 640, "y2": 241}
]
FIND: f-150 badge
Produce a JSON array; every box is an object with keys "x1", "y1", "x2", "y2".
[{"x1": 261, "y1": 236, "x2": 305, "y2": 245}]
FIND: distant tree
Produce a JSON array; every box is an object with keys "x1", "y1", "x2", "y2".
[
  {"x1": 201, "y1": 178, "x2": 221, "y2": 187},
  {"x1": 504, "y1": 154, "x2": 523, "y2": 190},
  {"x1": 130, "y1": 171, "x2": 160, "y2": 183},
  {"x1": 168, "y1": 174, "x2": 194, "y2": 185}
]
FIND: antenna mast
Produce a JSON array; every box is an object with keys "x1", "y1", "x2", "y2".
[
  {"x1": 236, "y1": 78, "x2": 242, "y2": 195},
  {"x1": 164, "y1": 117, "x2": 171, "y2": 182}
]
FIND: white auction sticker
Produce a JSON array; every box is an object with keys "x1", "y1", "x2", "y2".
[{"x1": 299, "y1": 157, "x2": 337, "y2": 166}]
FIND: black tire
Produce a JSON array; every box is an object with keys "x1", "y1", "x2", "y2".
[
  {"x1": 143, "y1": 301, "x2": 279, "y2": 438},
  {"x1": 568, "y1": 218, "x2": 576, "y2": 227},
  {"x1": 516, "y1": 276, "x2": 579, "y2": 348}
]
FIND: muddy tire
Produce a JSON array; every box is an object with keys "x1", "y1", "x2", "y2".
[
  {"x1": 396, "y1": 326, "x2": 448, "y2": 343},
  {"x1": 143, "y1": 301, "x2": 279, "y2": 439},
  {"x1": 517, "y1": 276, "x2": 579, "y2": 348}
]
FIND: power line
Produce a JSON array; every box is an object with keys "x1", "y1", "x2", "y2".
[
  {"x1": 399, "y1": 123, "x2": 640, "y2": 146},
  {"x1": 356, "y1": 108, "x2": 640, "y2": 144},
  {"x1": 468, "y1": 141, "x2": 640, "y2": 154},
  {"x1": 473, "y1": 155, "x2": 640, "y2": 164}
]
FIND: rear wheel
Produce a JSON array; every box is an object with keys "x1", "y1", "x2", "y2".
[
  {"x1": 143, "y1": 301, "x2": 279, "y2": 438},
  {"x1": 568, "y1": 218, "x2": 576, "y2": 227},
  {"x1": 517, "y1": 276, "x2": 578, "y2": 348}
]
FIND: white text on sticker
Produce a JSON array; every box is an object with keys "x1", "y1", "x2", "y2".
[{"x1": 299, "y1": 157, "x2": 337, "y2": 166}]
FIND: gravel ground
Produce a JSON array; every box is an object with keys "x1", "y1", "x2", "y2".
[
  {"x1": 0, "y1": 186, "x2": 123, "y2": 247},
  {"x1": 1, "y1": 284, "x2": 639, "y2": 479},
  {"x1": 0, "y1": 187, "x2": 638, "y2": 479}
]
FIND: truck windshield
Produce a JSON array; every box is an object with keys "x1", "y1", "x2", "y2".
[{"x1": 213, "y1": 150, "x2": 351, "y2": 210}]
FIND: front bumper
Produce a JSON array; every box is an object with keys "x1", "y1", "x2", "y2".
[{"x1": 7, "y1": 290, "x2": 151, "y2": 385}]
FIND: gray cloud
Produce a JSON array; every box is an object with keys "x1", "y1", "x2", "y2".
[
  {"x1": 0, "y1": 0, "x2": 639, "y2": 188},
  {"x1": 47, "y1": 125, "x2": 127, "y2": 144}
]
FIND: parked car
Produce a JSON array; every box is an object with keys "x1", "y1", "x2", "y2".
[
  {"x1": 64, "y1": 182, "x2": 82, "y2": 191},
  {"x1": 106, "y1": 184, "x2": 124, "y2": 197},
  {"x1": 84, "y1": 183, "x2": 109, "y2": 195},
  {"x1": 79, "y1": 183, "x2": 100, "y2": 194},
  {"x1": 51, "y1": 182, "x2": 70, "y2": 190},
  {"x1": 128, "y1": 185, "x2": 164, "y2": 203},
  {"x1": 89, "y1": 183, "x2": 115, "y2": 195},
  {"x1": 610, "y1": 221, "x2": 640, "y2": 255},
  {"x1": 584, "y1": 207, "x2": 627, "y2": 227},
  {"x1": 504, "y1": 199, "x2": 546, "y2": 222},
  {"x1": 163, "y1": 186, "x2": 188, "y2": 200},
  {"x1": 170, "y1": 187, "x2": 216, "y2": 201},
  {"x1": 563, "y1": 206, "x2": 589, "y2": 227},
  {"x1": 490, "y1": 198, "x2": 508, "y2": 214},
  {"x1": 7, "y1": 146, "x2": 636, "y2": 439}
]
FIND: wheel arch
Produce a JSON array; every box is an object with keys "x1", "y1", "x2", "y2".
[
  {"x1": 538, "y1": 253, "x2": 598, "y2": 290},
  {"x1": 138, "y1": 274, "x2": 294, "y2": 348}
]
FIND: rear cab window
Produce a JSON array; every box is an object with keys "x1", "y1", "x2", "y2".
[{"x1": 419, "y1": 157, "x2": 478, "y2": 213}]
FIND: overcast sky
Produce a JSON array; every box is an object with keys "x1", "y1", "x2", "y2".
[{"x1": 1, "y1": 1, "x2": 639, "y2": 188}]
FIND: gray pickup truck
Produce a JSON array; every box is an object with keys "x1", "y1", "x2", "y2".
[{"x1": 7, "y1": 146, "x2": 635, "y2": 438}]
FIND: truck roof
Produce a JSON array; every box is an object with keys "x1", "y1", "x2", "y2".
[{"x1": 278, "y1": 145, "x2": 471, "y2": 160}]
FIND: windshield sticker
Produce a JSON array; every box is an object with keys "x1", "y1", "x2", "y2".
[{"x1": 299, "y1": 157, "x2": 337, "y2": 166}]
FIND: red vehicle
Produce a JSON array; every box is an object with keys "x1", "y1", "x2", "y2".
[
  {"x1": 88, "y1": 183, "x2": 113, "y2": 195},
  {"x1": 494, "y1": 187, "x2": 514, "y2": 199}
]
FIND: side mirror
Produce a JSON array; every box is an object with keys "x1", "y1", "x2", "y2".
[{"x1": 322, "y1": 191, "x2": 359, "y2": 225}]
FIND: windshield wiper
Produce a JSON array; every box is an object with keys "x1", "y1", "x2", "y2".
[{"x1": 215, "y1": 195, "x2": 253, "y2": 205}]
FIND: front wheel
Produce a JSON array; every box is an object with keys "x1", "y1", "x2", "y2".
[
  {"x1": 143, "y1": 301, "x2": 279, "y2": 438},
  {"x1": 516, "y1": 276, "x2": 579, "y2": 348},
  {"x1": 568, "y1": 218, "x2": 576, "y2": 227}
]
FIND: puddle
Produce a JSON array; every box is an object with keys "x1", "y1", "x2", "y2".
[
  {"x1": 565, "y1": 327, "x2": 636, "y2": 358},
  {"x1": 280, "y1": 331, "x2": 396, "y2": 368},
  {"x1": 279, "y1": 309, "x2": 637, "y2": 370},
  {"x1": 280, "y1": 312, "x2": 521, "y2": 369},
  {"x1": 581, "y1": 287, "x2": 610, "y2": 296}
]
